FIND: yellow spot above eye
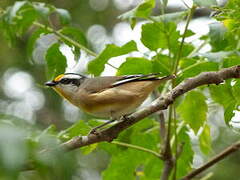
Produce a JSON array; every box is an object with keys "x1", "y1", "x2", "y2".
[{"x1": 54, "y1": 74, "x2": 64, "y2": 82}]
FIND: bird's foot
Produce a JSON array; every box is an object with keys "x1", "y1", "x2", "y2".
[
  {"x1": 89, "y1": 128, "x2": 101, "y2": 136},
  {"x1": 88, "y1": 119, "x2": 115, "y2": 135},
  {"x1": 120, "y1": 114, "x2": 130, "y2": 121}
]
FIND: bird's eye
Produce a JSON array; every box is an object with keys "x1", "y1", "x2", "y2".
[
  {"x1": 71, "y1": 79, "x2": 81, "y2": 86},
  {"x1": 60, "y1": 78, "x2": 71, "y2": 84},
  {"x1": 60, "y1": 78, "x2": 81, "y2": 86}
]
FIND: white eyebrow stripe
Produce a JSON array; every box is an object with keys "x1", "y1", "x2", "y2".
[{"x1": 62, "y1": 74, "x2": 84, "y2": 79}]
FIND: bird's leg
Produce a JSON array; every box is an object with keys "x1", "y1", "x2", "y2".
[
  {"x1": 89, "y1": 111, "x2": 116, "y2": 135},
  {"x1": 89, "y1": 119, "x2": 115, "y2": 135},
  {"x1": 119, "y1": 114, "x2": 130, "y2": 121}
]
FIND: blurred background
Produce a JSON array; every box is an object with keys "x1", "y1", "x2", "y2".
[{"x1": 1, "y1": 0, "x2": 240, "y2": 179}]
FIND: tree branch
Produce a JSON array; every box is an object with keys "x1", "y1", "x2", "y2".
[
  {"x1": 61, "y1": 65, "x2": 240, "y2": 151},
  {"x1": 181, "y1": 141, "x2": 240, "y2": 180}
]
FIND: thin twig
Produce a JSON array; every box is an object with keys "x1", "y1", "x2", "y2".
[
  {"x1": 173, "y1": 5, "x2": 196, "y2": 74},
  {"x1": 158, "y1": 111, "x2": 166, "y2": 142},
  {"x1": 161, "y1": 105, "x2": 174, "y2": 180},
  {"x1": 181, "y1": 141, "x2": 240, "y2": 180},
  {"x1": 152, "y1": 90, "x2": 166, "y2": 142},
  {"x1": 187, "y1": 39, "x2": 209, "y2": 58},
  {"x1": 172, "y1": 106, "x2": 178, "y2": 180},
  {"x1": 178, "y1": 61, "x2": 206, "y2": 76},
  {"x1": 111, "y1": 141, "x2": 163, "y2": 159},
  {"x1": 33, "y1": 22, "x2": 118, "y2": 69},
  {"x1": 34, "y1": 22, "x2": 97, "y2": 57},
  {"x1": 161, "y1": 6, "x2": 196, "y2": 180},
  {"x1": 181, "y1": 0, "x2": 191, "y2": 9}
]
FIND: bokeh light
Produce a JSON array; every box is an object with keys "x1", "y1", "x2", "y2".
[
  {"x1": 2, "y1": 69, "x2": 45, "y2": 123},
  {"x1": 89, "y1": 0, "x2": 109, "y2": 12},
  {"x1": 87, "y1": 24, "x2": 111, "y2": 52}
]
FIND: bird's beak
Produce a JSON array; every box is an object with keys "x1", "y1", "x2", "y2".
[{"x1": 45, "y1": 81, "x2": 58, "y2": 87}]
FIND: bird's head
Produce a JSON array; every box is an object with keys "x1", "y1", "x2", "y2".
[{"x1": 45, "y1": 73, "x2": 86, "y2": 98}]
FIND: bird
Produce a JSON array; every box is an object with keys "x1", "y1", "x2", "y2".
[{"x1": 45, "y1": 73, "x2": 175, "y2": 131}]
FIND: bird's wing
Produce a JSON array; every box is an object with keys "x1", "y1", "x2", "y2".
[
  {"x1": 82, "y1": 74, "x2": 175, "y2": 93},
  {"x1": 111, "y1": 73, "x2": 175, "y2": 87}
]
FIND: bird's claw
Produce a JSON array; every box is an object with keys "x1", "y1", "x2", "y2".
[{"x1": 88, "y1": 128, "x2": 100, "y2": 136}]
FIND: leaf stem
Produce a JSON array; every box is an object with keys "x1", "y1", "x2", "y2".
[
  {"x1": 182, "y1": 141, "x2": 240, "y2": 179},
  {"x1": 187, "y1": 39, "x2": 209, "y2": 58},
  {"x1": 166, "y1": 6, "x2": 196, "y2": 179},
  {"x1": 177, "y1": 61, "x2": 206, "y2": 76},
  {"x1": 33, "y1": 22, "x2": 118, "y2": 70},
  {"x1": 161, "y1": 105, "x2": 174, "y2": 180},
  {"x1": 34, "y1": 22, "x2": 97, "y2": 56},
  {"x1": 172, "y1": 106, "x2": 177, "y2": 180},
  {"x1": 111, "y1": 141, "x2": 163, "y2": 159},
  {"x1": 173, "y1": 5, "x2": 196, "y2": 74}
]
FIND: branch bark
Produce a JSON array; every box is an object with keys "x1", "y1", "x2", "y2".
[
  {"x1": 62, "y1": 65, "x2": 240, "y2": 151},
  {"x1": 181, "y1": 141, "x2": 240, "y2": 180}
]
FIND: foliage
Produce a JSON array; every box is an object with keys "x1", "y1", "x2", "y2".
[{"x1": 0, "y1": 0, "x2": 240, "y2": 179}]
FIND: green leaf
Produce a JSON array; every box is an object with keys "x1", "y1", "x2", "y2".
[
  {"x1": 177, "y1": 91, "x2": 208, "y2": 134},
  {"x1": 209, "y1": 82, "x2": 237, "y2": 125},
  {"x1": 27, "y1": 28, "x2": 49, "y2": 60},
  {"x1": 184, "y1": 29, "x2": 195, "y2": 37},
  {"x1": 176, "y1": 126, "x2": 194, "y2": 178},
  {"x1": 209, "y1": 23, "x2": 229, "y2": 52},
  {"x1": 178, "y1": 61, "x2": 218, "y2": 83},
  {"x1": 141, "y1": 22, "x2": 180, "y2": 51},
  {"x1": 55, "y1": 8, "x2": 71, "y2": 25},
  {"x1": 6, "y1": 1, "x2": 28, "y2": 23},
  {"x1": 36, "y1": 125, "x2": 57, "y2": 142},
  {"x1": 101, "y1": 119, "x2": 160, "y2": 179},
  {"x1": 88, "y1": 40, "x2": 137, "y2": 76},
  {"x1": 180, "y1": 60, "x2": 218, "y2": 77},
  {"x1": 58, "y1": 121, "x2": 98, "y2": 154},
  {"x1": 45, "y1": 43, "x2": 67, "y2": 79},
  {"x1": 150, "y1": 11, "x2": 187, "y2": 23},
  {"x1": 224, "y1": 101, "x2": 237, "y2": 126},
  {"x1": 4, "y1": 1, "x2": 38, "y2": 36},
  {"x1": 32, "y1": 2, "x2": 56, "y2": 23},
  {"x1": 209, "y1": 82, "x2": 235, "y2": 109},
  {"x1": 102, "y1": 149, "x2": 139, "y2": 180},
  {"x1": 232, "y1": 79, "x2": 240, "y2": 104},
  {"x1": 60, "y1": 27, "x2": 87, "y2": 46},
  {"x1": 223, "y1": 55, "x2": 240, "y2": 68},
  {"x1": 41, "y1": 125, "x2": 57, "y2": 135},
  {"x1": 180, "y1": 43, "x2": 195, "y2": 58},
  {"x1": 81, "y1": 143, "x2": 98, "y2": 155},
  {"x1": 142, "y1": 157, "x2": 163, "y2": 179},
  {"x1": 58, "y1": 120, "x2": 91, "y2": 141},
  {"x1": 32, "y1": 2, "x2": 53, "y2": 19},
  {"x1": 60, "y1": 27, "x2": 87, "y2": 60},
  {"x1": 199, "y1": 124, "x2": 211, "y2": 155},
  {"x1": 0, "y1": 114, "x2": 34, "y2": 129},
  {"x1": 0, "y1": 124, "x2": 27, "y2": 174},
  {"x1": 152, "y1": 54, "x2": 172, "y2": 75},
  {"x1": 119, "y1": 0, "x2": 155, "y2": 28},
  {"x1": 193, "y1": 0, "x2": 217, "y2": 7},
  {"x1": 117, "y1": 57, "x2": 152, "y2": 75},
  {"x1": 35, "y1": 134, "x2": 77, "y2": 179}
]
